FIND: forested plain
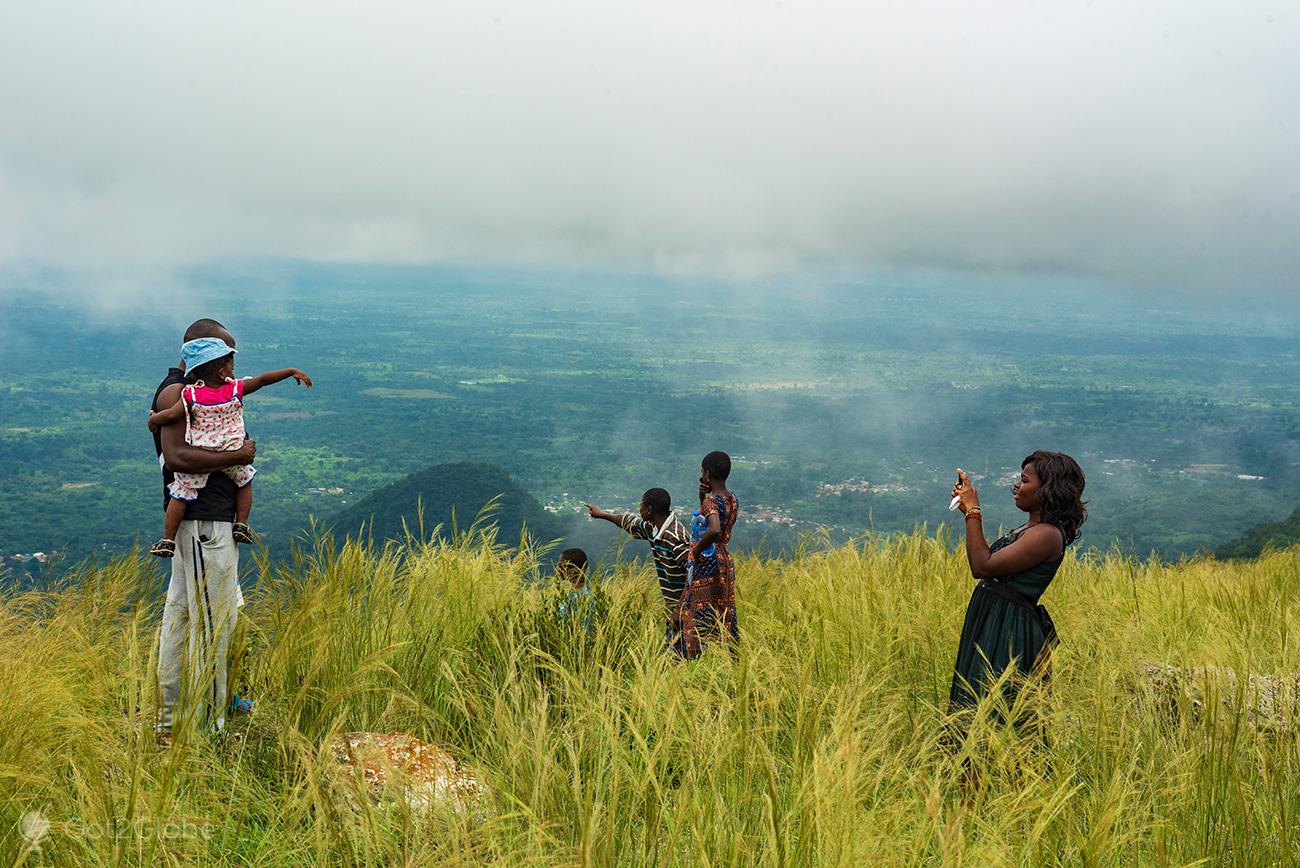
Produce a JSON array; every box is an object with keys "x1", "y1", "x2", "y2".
[{"x1": 2, "y1": 264, "x2": 1297, "y2": 573}]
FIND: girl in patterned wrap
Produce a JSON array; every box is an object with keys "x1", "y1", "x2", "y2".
[
  {"x1": 147, "y1": 349, "x2": 312, "y2": 558},
  {"x1": 679, "y1": 450, "x2": 740, "y2": 658}
]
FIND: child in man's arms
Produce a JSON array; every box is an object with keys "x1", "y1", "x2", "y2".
[{"x1": 148, "y1": 336, "x2": 311, "y2": 557}]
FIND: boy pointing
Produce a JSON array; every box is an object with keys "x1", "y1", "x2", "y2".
[{"x1": 584, "y1": 488, "x2": 691, "y2": 653}]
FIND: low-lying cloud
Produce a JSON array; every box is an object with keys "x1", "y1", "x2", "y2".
[{"x1": 1, "y1": 0, "x2": 1297, "y2": 296}]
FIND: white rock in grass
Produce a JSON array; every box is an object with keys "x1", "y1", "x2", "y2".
[
  {"x1": 330, "y1": 732, "x2": 486, "y2": 816},
  {"x1": 1139, "y1": 663, "x2": 1300, "y2": 731}
]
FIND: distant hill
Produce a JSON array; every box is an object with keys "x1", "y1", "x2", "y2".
[
  {"x1": 1215, "y1": 505, "x2": 1300, "y2": 559},
  {"x1": 324, "y1": 462, "x2": 569, "y2": 548}
]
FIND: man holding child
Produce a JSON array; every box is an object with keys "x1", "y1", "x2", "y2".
[{"x1": 152, "y1": 318, "x2": 254, "y2": 741}]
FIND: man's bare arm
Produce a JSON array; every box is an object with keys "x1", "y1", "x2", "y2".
[{"x1": 156, "y1": 383, "x2": 256, "y2": 473}]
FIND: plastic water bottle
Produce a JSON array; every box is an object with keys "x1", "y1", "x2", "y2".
[{"x1": 691, "y1": 510, "x2": 715, "y2": 559}]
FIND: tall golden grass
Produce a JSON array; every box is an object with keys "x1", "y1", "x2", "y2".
[{"x1": 2, "y1": 527, "x2": 1298, "y2": 865}]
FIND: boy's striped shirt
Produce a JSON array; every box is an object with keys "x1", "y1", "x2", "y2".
[{"x1": 619, "y1": 513, "x2": 691, "y2": 604}]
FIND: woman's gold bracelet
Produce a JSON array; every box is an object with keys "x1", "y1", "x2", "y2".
[{"x1": 965, "y1": 507, "x2": 982, "y2": 521}]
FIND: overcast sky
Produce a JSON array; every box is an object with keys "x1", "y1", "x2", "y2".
[{"x1": 1, "y1": 0, "x2": 1296, "y2": 297}]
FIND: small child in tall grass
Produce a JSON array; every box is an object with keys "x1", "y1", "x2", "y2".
[
  {"x1": 555, "y1": 548, "x2": 594, "y2": 633},
  {"x1": 147, "y1": 337, "x2": 312, "y2": 557}
]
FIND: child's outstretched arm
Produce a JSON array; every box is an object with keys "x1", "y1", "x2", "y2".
[
  {"x1": 242, "y1": 368, "x2": 313, "y2": 395},
  {"x1": 148, "y1": 398, "x2": 187, "y2": 433},
  {"x1": 585, "y1": 502, "x2": 656, "y2": 540},
  {"x1": 582, "y1": 503, "x2": 623, "y2": 527}
]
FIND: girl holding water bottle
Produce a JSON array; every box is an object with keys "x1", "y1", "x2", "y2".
[{"x1": 679, "y1": 451, "x2": 741, "y2": 658}]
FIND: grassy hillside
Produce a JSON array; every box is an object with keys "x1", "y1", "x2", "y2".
[
  {"x1": 1216, "y1": 504, "x2": 1300, "y2": 559},
  {"x1": 321, "y1": 461, "x2": 569, "y2": 549},
  {"x1": 2, "y1": 530, "x2": 1299, "y2": 865}
]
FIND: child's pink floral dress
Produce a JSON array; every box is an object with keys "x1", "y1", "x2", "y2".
[{"x1": 168, "y1": 379, "x2": 256, "y2": 501}]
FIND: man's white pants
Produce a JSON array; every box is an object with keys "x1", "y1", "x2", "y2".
[{"x1": 157, "y1": 520, "x2": 240, "y2": 734}]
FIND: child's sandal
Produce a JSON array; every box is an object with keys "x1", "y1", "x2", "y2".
[
  {"x1": 232, "y1": 523, "x2": 255, "y2": 544},
  {"x1": 150, "y1": 539, "x2": 176, "y2": 558}
]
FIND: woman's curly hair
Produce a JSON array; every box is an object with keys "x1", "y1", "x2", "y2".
[{"x1": 1023, "y1": 450, "x2": 1087, "y2": 545}]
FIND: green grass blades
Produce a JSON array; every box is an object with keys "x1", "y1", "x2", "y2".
[{"x1": 1, "y1": 534, "x2": 1298, "y2": 865}]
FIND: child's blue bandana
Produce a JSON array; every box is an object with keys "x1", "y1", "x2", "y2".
[{"x1": 180, "y1": 337, "x2": 236, "y2": 375}]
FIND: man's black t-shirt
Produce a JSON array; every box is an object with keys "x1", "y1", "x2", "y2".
[{"x1": 153, "y1": 368, "x2": 237, "y2": 522}]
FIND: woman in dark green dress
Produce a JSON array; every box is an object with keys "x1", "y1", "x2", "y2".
[{"x1": 948, "y1": 451, "x2": 1087, "y2": 716}]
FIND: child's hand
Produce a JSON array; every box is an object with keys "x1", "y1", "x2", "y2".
[
  {"x1": 147, "y1": 416, "x2": 161, "y2": 433},
  {"x1": 582, "y1": 502, "x2": 601, "y2": 519},
  {"x1": 292, "y1": 370, "x2": 313, "y2": 387}
]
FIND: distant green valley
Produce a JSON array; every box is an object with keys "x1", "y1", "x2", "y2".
[
  {"x1": 1216, "y1": 504, "x2": 1300, "y2": 559},
  {"x1": 3, "y1": 264, "x2": 1298, "y2": 575}
]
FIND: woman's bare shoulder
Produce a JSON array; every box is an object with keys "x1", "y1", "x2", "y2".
[{"x1": 1020, "y1": 522, "x2": 1065, "y2": 555}]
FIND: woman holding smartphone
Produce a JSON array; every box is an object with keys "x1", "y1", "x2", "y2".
[{"x1": 948, "y1": 451, "x2": 1087, "y2": 720}]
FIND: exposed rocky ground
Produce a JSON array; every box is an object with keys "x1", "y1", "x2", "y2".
[
  {"x1": 329, "y1": 732, "x2": 487, "y2": 816},
  {"x1": 1138, "y1": 663, "x2": 1300, "y2": 731}
]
